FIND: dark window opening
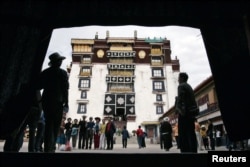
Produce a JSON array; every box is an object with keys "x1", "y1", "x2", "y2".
[{"x1": 114, "y1": 108, "x2": 127, "y2": 121}]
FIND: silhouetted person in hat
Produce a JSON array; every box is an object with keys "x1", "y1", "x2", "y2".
[{"x1": 37, "y1": 52, "x2": 69, "y2": 153}]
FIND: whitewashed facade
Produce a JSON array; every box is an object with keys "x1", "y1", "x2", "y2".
[{"x1": 66, "y1": 31, "x2": 180, "y2": 139}]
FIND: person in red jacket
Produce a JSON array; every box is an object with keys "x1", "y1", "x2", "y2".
[
  {"x1": 136, "y1": 125, "x2": 143, "y2": 149},
  {"x1": 105, "y1": 117, "x2": 116, "y2": 150}
]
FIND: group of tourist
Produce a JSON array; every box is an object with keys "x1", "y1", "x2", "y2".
[{"x1": 59, "y1": 116, "x2": 117, "y2": 151}]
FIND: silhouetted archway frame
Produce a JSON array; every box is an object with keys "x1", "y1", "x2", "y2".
[{"x1": 0, "y1": 1, "x2": 249, "y2": 142}]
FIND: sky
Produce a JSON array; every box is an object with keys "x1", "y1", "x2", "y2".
[{"x1": 44, "y1": 25, "x2": 212, "y2": 88}]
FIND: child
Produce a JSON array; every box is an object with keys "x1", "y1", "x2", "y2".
[{"x1": 56, "y1": 117, "x2": 66, "y2": 150}]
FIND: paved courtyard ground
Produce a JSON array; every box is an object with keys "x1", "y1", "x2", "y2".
[{"x1": 0, "y1": 141, "x2": 229, "y2": 154}]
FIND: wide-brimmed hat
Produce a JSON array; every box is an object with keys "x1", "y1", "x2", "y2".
[
  {"x1": 82, "y1": 115, "x2": 87, "y2": 118},
  {"x1": 48, "y1": 52, "x2": 65, "y2": 65}
]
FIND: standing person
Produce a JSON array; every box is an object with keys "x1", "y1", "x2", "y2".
[
  {"x1": 223, "y1": 125, "x2": 230, "y2": 149},
  {"x1": 215, "y1": 128, "x2": 221, "y2": 147},
  {"x1": 200, "y1": 124, "x2": 209, "y2": 150},
  {"x1": 3, "y1": 126, "x2": 25, "y2": 152},
  {"x1": 159, "y1": 120, "x2": 164, "y2": 149},
  {"x1": 93, "y1": 117, "x2": 101, "y2": 149},
  {"x1": 195, "y1": 119, "x2": 204, "y2": 151},
  {"x1": 175, "y1": 72, "x2": 197, "y2": 153},
  {"x1": 121, "y1": 125, "x2": 130, "y2": 148},
  {"x1": 26, "y1": 91, "x2": 43, "y2": 152},
  {"x1": 207, "y1": 119, "x2": 215, "y2": 150},
  {"x1": 78, "y1": 115, "x2": 87, "y2": 149},
  {"x1": 3, "y1": 90, "x2": 42, "y2": 152},
  {"x1": 64, "y1": 117, "x2": 72, "y2": 143},
  {"x1": 37, "y1": 52, "x2": 69, "y2": 153},
  {"x1": 136, "y1": 125, "x2": 144, "y2": 149},
  {"x1": 105, "y1": 117, "x2": 116, "y2": 150},
  {"x1": 56, "y1": 117, "x2": 66, "y2": 150},
  {"x1": 172, "y1": 123, "x2": 180, "y2": 149},
  {"x1": 35, "y1": 110, "x2": 45, "y2": 152},
  {"x1": 86, "y1": 117, "x2": 95, "y2": 149},
  {"x1": 71, "y1": 118, "x2": 79, "y2": 149},
  {"x1": 160, "y1": 117, "x2": 173, "y2": 151},
  {"x1": 99, "y1": 118, "x2": 106, "y2": 150},
  {"x1": 141, "y1": 131, "x2": 147, "y2": 148}
]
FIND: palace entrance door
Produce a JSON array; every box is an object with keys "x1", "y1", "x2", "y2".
[{"x1": 113, "y1": 108, "x2": 127, "y2": 131}]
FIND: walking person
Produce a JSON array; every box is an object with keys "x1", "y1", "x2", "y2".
[
  {"x1": 71, "y1": 118, "x2": 79, "y2": 149},
  {"x1": 175, "y1": 72, "x2": 198, "y2": 153},
  {"x1": 121, "y1": 125, "x2": 130, "y2": 148},
  {"x1": 37, "y1": 52, "x2": 69, "y2": 153},
  {"x1": 200, "y1": 124, "x2": 209, "y2": 150},
  {"x1": 195, "y1": 119, "x2": 204, "y2": 151},
  {"x1": 172, "y1": 123, "x2": 180, "y2": 149},
  {"x1": 136, "y1": 125, "x2": 144, "y2": 149},
  {"x1": 78, "y1": 115, "x2": 87, "y2": 149},
  {"x1": 105, "y1": 117, "x2": 116, "y2": 150},
  {"x1": 207, "y1": 119, "x2": 215, "y2": 150},
  {"x1": 160, "y1": 117, "x2": 173, "y2": 151},
  {"x1": 99, "y1": 119, "x2": 106, "y2": 149}
]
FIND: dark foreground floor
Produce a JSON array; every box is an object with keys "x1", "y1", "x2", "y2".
[
  {"x1": 0, "y1": 152, "x2": 208, "y2": 166},
  {"x1": 1, "y1": 151, "x2": 249, "y2": 167}
]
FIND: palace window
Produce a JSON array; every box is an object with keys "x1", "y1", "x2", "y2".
[
  {"x1": 151, "y1": 57, "x2": 163, "y2": 66},
  {"x1": 73, "y1": 44, "x2": 92, "y2": 52},
  {"x1": 78, "y1": 103, "x2": 87, "y2": 114},
  {"x1": 78, "y1": 78, "x2": 90, "y2": 88},
  {"x1": 81, "y1": 90, "x2": 87, "y2": 99},
  {"x1": 152, "y1": 68, "x2": 163, "y2": 77},
  {"x1": 156, "y1": 94, "x2": 162, "y2": 101},
  {"x1": 153, "y1": 81, "x2": 165, "y2": 92},
  {"x1": 80, "y1": 66, "x2": 91, "y2": 76},
  {"x1": 151, "y1": 45, "x2": 162, "y2": 54},
  {"x1": 156, "y1": 106, "x2": 163, "y2": 114},
  {"x1": 108, "y1": 83, "x2": 133, "y2": 92},
  {"x1": 81, "y1": 55, "x2": 91, "y2": 64}
]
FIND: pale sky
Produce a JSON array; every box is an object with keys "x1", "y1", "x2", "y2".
[{"x1": 44, "y1": 25, "x2": 212, "y2": 88}]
